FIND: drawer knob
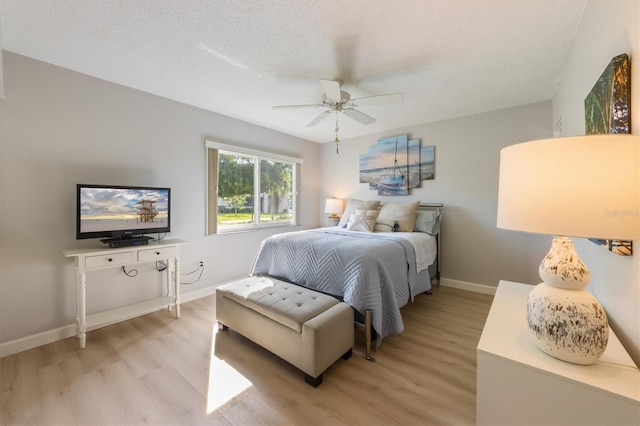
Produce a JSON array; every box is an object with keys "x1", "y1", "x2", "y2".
[
  {"x1": 155, "y1": 251, "x2": 160, "y2": 255},
  {"x1": 108, "y1": 258, "x2": 113, "y2": 262}
]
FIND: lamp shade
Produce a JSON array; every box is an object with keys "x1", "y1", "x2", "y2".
[
  {"x1": 497, "y1": 134, "x2": 640, "y2": 241},
  {"x1": 324, "y1": 198, "x2": 344, "y2": 215}
]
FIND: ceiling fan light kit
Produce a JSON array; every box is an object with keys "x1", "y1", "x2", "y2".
[{"x1": 273, "y1": 79, "x2": 403, "y2": 151}]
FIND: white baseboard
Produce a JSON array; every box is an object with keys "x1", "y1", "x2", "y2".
[
  {"x1": 0, "y1": 325, "x2": 77, "y2": 359},
  {"x1": 439, "y1": 278, "x2": 497, "y2": 295},
  {"x1": 0, "y1": 284, "x2": 220, "y2": 359}
]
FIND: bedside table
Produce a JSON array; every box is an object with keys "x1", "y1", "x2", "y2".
[{"x1": 477, "y1": 280, "x2": 640, "y2": 426}]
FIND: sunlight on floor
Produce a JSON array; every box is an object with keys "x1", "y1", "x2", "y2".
[{"x1": 207, "y1": 326, "x2": 253, "y2": 413}]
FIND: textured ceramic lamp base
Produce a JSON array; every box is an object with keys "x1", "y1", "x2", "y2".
[{"x1": 526, "y1": 237, "x2": 609, "y2": 365}]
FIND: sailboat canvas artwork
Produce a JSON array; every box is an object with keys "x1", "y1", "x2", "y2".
[
  {"x1": 420, "y1": 144, "x2": 435, "y2": 180},
  {"x1": 359, "y1": 134, "x2": 409, "y2": 196},
  {"x1": 359, "y1": 134, "x2": 435, "y2": 196},
  {"x1": 407, "y1": 139, "x2": 421, "y2": 189}
]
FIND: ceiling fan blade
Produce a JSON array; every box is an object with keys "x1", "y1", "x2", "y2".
[
  {"x1": 343, "y1": 108, "x2": 376, "y2": 125},
  {"x1": 320, "y1": 79, "x2": 342, "y2": 101},
  {"x1": 352, "y1": 93, "x2": 403, "y2": 106},
  {"x1": 272, "y1": 103, "x2": 324, "y2": 110},
  {"x1": 306, "y1": 110, "x2": 331, "y2": 127}
]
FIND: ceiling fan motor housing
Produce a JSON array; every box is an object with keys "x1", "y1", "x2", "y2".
[{"x1": 324, "y1": 91, "x2": 351, "y2": 111}]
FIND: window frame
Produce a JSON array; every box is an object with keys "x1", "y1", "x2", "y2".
[{"x1": 205, "y1": 140, "x2": 302, "y2": 235}]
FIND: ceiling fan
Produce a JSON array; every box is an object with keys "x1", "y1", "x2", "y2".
[{"x1": 272, "y1": 79, "x2": 403, "y2": 128}]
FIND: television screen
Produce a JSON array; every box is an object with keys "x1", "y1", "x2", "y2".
[{"x1": 77, "y1": 184, "x2": 171, "y2": 240}]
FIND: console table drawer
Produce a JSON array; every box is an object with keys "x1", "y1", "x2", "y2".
[
  {"x1": 138, "y1": 246, "x2": 178, "y2": 262},
  {"x1": 85, "y1": 252, "x2": 134, "y2": 270}
]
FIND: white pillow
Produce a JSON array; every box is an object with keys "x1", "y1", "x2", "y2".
[
  {"x1": 413, "y1": 210, "x2": 441, "y2": 235},
  {"x1": 338, "y1": 199, "x2": 381, "y2": 228},
  {"x1": 377, "y1": 201, "x2": 420, "y2": 232},
  {"x1": 346, "y1": 213, "x2": 376, "y2": 232}
]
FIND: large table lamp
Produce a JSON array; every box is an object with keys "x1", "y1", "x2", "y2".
[
  {"x1": 325, "y1": 198, "x2": 344, "y2": 226},
  {"x1": 497, "y1": 134, "x2": 640, "y2": 365}
]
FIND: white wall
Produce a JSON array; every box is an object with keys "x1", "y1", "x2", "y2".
[
  {"x1": 0, "y1": 52, "x2": 321, "y2": 348},
  {"x1": 552, "y1": 0, "x2": 639, "y2": 364},
  {"x1": 319, "y1": 101, "x2": 554, "y2": 289}
]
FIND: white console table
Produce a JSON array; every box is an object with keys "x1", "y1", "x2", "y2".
[
  {"x1": 64, "y1": 239, "x2": 186, "y2": 348},
  {"x1": 477, "y1": 280, "x2": 640, "y2": 426}
]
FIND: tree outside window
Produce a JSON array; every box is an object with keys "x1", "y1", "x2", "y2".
[{"x1": 206, "y1": 141, "x2": 300, "y2": 234}]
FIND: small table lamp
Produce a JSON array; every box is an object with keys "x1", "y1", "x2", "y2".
[
  {"x1": 497, "y1": 134, "x2": 640, "y2": 365},
  {"x1": 324, "y1": 198, "x2": 344, "y2": 226}
]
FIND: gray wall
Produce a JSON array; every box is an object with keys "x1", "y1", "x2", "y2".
[
  {"x1": 319, "y1": 101, "x2": 553, "y2": 289},
  {"x1": 0, "y1": 52, "x2": 321, "y2": 346},
  {"x1": 552, "y1": 0, "x2": 639, "y2": 364}
]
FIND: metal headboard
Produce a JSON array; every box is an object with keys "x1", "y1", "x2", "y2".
[{"x1": 418, "y1": 203, "x2": 443, "y2": 287}]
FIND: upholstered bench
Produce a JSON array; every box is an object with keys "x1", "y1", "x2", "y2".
[{"x1": 216, "y1": 275, "x2": 354, "y2": 387}]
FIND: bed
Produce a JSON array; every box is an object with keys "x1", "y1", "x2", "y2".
[{"x1": 249, "y1": 200, "x2": 442, "y2": 358}]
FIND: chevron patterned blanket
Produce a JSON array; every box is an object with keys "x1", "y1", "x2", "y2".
[{"x1": 249, "y1": 228, "x2": 436, "y2": 344}]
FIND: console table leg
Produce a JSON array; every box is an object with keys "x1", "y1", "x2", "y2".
[
  {"x1": 76, "y1": 269, "x2": 87, "y2": 349},
  {"x1": 174, "y1": 257, "x2": 181, "y2": 318},
  {"x1": 166, "y1": 258, "x2": 173, "y2": 313}
]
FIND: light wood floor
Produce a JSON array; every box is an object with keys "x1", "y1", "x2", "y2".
[{"x1": 1, "y1": 286, "x2": 493, "y2": 426}]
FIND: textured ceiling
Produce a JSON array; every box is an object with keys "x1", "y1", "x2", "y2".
[{"x1": 0, "y1": 0, "x2": 587, "y2": 143}]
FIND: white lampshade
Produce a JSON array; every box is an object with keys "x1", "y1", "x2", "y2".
[
  {"x1": 497, "y1": 134, "x2": 640, "y2": 365},
  {"x1": 324, "y1": 198, "x2": 344, "y2": 215},
  {"x1": 497, "y1": 134, "x2": 640, "y2": 240}
]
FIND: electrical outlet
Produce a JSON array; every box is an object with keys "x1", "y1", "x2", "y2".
[{"x1": 199, "y1": 259, "x2": 205, "y2": 268}]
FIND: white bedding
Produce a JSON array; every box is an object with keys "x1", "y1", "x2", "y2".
[{"x1": 372, "y1": 231, "x2": 437, "y2": 273}]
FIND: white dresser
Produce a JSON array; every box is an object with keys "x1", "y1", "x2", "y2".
[
  {"x1": 477, "y1": 280, "x2": 640, "y2": 426},
  {"x1": 64, "y1": 239, "x2": 186, "y2": 348}
]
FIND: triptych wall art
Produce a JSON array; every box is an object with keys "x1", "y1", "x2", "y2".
[
  {"x1": 358, "y1": 134, "x2": 435, "y2": 196},
  {"x1": 584, "y1": 53, "x2": 632, "y2": 256}
]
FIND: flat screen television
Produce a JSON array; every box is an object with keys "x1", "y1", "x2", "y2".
[{"x1": 77, "y1": 184, "x2": 171, "y2": 244}]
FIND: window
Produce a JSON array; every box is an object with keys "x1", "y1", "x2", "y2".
[{"x1": 206, "y1": 140, "x2": 302, "y2": 234}]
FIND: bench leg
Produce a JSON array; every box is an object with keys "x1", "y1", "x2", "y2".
[
  {"x1": 218, "y1": 322, "x2": 228, "y2": 331},
  {"x1": 305, "y1": 373, "x2": 323, "y2": 387},
  {"x1": 305, "y1": 348, "x2": 350, "y2": 388}
]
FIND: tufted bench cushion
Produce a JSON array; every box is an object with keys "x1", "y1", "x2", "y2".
[
  {"x1": 216, "y1": 275, "x2": 354, "y2": 387},
  {"x1": 219, "y1": 277, "x2": 340, "y2": 333}
]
